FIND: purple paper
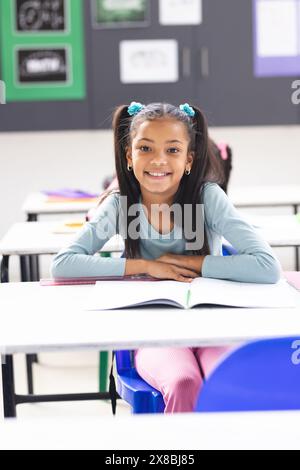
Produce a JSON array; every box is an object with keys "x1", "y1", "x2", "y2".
[{"x1": 42, "y1": 189, "x2": 99, "y2": 198}]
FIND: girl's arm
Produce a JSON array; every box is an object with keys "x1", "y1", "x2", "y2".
[
  {"x1": 201, "y1": 183, "x2": 281, "y2": 284},
  {"x1": 51, "y1": 194, "x2": 126, "y2": 278},
  {"x1": 51, "y1": 192, "x2": 198, "y2": 282},
  {"x1": 125, "y1": 258, "x2": 198, "y2": 283}
]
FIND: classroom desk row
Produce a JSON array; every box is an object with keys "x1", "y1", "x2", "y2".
[
  {"x1": 228, "y1": 184, "x2": 300, "y2": 214},
  {"x1": 22, "y1": 193, "x2": 99, "y2": 221},
  {"x1": 1, "y1": 281, "x2": 300, "y2": 418},
  {"x1": 0, "y1": 224, "x2": 123, "y2": 282},
  {"x1": 1, "y1": 411, "x2": 300, "y2": 450},
  {"x1": 23, "y1": 185, "x2": 300, "y2": 220},
  {"x1": 1, "y1": 213, "x2": 300, "y2": 284},
  {"x1": 6, "y1": 184, "x2": 298, "y2": 282}
]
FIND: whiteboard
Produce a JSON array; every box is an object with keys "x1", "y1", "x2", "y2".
[
  {"x1": 120, "y1": 39, "x2": 179, "y2": 84},
  {"x1": 256, "y1": 0, "x2": 299, "y2": 57}
]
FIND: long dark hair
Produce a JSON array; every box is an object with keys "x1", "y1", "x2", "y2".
[{"x1": 109, "y1": 102, "x2": 223, "y2": 259}]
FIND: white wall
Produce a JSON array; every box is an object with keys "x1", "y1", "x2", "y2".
[
  {"x1": 0, "y1": 130, "x2": 114, "y2": 238},
  {"x1": 1, "y1": 125, "x2": 300, "y2": 271}
]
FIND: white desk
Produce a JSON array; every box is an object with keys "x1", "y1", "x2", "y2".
[
  {"x1": 0, "y1": 222, "x2": 124, "y2": 256},
  {"x1": 246, "y1": 214, "x2": 300, "y2": 247},
  {"x1": 1, "y1": 282, "x2": 299, "y2": 354},
  {"x1": 229, "y1": 184, "x2": 300, "y2": 213},
  {"x1": 0, "y1": 282, "x2": 300, "y2": 418},
  {"x1": 22, "y1": 193, "x2": 99, "y2": 221},
  {"x1": 243, "y1": 213, "x2": 300, "y2": 270},
  {"x1": 1, "y1": 411, "x2": 300, "y2": 450},
  {"x1": 2, "y1": 213, "x2": 300, "y2": 280},
  {"x1": 3, "y1": 214, "x2": 298, "y2": 256},
  {"x1": 0, "y1": 222, "x2": 124, "y2": 282},
  {"x1": 0, "y1": 226, "x2": 123, "y2": 398}
]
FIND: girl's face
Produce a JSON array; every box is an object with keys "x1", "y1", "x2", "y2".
[{"x1": 126, "y1": 118, "x2": 194, "y2": 201}]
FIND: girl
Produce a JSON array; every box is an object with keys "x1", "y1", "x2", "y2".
[{"x1": 52, "y1": 101, "x2": 281, "y2": 413}]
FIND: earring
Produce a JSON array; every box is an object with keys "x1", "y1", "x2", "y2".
[
  {"x1": 127, "y1": 164, "x2": 133, "y2": 172},
  {"x1": 185, "y1": 168, "x2": 191, "y2": 176}
]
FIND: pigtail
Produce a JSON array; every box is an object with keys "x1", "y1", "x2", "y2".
[
  {"x1": 175, "y1": 105, "x2": 224, "y2": 256},
  {"x1": 112, "y1": 105, "x2": 141, "y2": 259}
]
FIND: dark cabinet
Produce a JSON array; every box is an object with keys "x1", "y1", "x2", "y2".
[{"x1": 0, "y1": 0, "x2": 299, "y2": 131}]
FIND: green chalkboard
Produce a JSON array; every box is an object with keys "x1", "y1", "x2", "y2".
[{"x1": 0, "y1": 0, "x2": 86, "y2": 101}]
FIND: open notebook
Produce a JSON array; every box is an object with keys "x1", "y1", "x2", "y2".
[{"x1": 87, "y1": 277, "x2": 296, "y2": 310}]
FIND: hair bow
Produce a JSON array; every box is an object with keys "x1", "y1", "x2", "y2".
[
  {"x1": 127, "y1": 101, "x2": 144, "y2": 116},
  {"x1": 179, "y1": 103, "x2": 195, "y2": 117}
]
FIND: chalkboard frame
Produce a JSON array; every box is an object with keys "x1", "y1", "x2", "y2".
[
  {"x1": 0, "y1": 0, "x2": 85, "y2": 101},
  {"x1": 14, "y1": 45, "x2": 71, "y2": 86},
  {"x1": 13, "y1": 0, "x2": 70, "y2": 35},
  {"x1": 91, "y1": 0, "x2": 150, "y2": 30}
]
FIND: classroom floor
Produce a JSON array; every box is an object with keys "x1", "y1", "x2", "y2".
[{"x1": 0, "y1": 351, "x2": 131, "y2": 421}]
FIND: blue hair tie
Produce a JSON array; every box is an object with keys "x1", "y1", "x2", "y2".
[
  {"x1": 128, "y1": 101, "x2": 144, "y2": 116},
  {"x1": 179, "y1": 103, "x2": 195, "y2": 117}
]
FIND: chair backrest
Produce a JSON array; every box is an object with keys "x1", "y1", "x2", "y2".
[
  {"x1": 196, "y1": 337, "x2": 300, "y2": 412},
  {"x1": 222, "y1": 244, "x2": 238, "y2": 256},
  {"x1": 115, "y1": 349, "x2": 134, "y2": 374}
]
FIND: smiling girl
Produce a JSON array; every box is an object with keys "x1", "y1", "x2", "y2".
[{"x1": 52, "y1": 102, "x2": 281, "y2": 412}]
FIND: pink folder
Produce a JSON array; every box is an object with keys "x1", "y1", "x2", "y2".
[
  {"x1": 284, "y1": 272, "x2": 300, "y2": 290},
  {"x1": 40, "y1": 275, "x2": 159, "y2": 286}
]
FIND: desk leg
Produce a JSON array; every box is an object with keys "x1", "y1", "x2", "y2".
[
  {"x1": 20, "y1": 253, "x2": 39, "y2": 392},
  {"x1": 27, "y1": 213, "x2": 40, "y2": 281},
  {"x1": 296, "y1": 247, "x2": 300, "y2": 272},
  {"x1": 29, "y1": 256, "x2": 40, "y2": 282},
  {"x1": 1, "y1": 355, "x2": 17, "y2": 418},
  {"x1": 26, "y1": 354, "x2": 38, "y2": 395},
  {"x1": 20, "y1": 256, "x2": 31, "y2": 282},
  {"x1": 0, "y1": 255, "x2": 9, "y2": 283}
]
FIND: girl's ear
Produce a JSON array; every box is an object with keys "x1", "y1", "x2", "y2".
[
  {"x1": 126, "y1": 148, "x2": 132, "y2": 166},
  {"x1": 187, "y1": 151, "x2": 194, "y2": 167}
]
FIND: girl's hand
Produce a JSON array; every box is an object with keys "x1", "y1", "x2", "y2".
[
  {"x1": 156, "y1": 253, "x2": 205, "y2": 275},
  {"x1": 146, "y1": 260, "x2": 198, "y2": 283}
]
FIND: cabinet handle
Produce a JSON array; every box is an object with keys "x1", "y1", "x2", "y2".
[
  {"x1": 182, "y1": 47, "x2": 191, "y2": 78},
  {"x1": 200, "y1": 47, "x2": 209, "y2": 78}
]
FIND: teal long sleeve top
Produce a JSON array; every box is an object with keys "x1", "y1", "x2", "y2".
[{"x1": 51, "y1": 183, "x2": 281, "y2": 284}]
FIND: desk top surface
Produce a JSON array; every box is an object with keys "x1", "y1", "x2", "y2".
[
  {"x1": 242, "y1": 213, "x2": 300, "y2": 246},
  {"x1": 23, "y1": 186, "x2": 300, "y2": 214},
  {"x1": 0, "y1": 222, "x2": 124, "y2": 255},
  {"x1": 1, "y1": 215, "x2": 300, "y2": 256},
  {"x1": 0, "y1": 411, "x2": 299, "y2": 450},
  {"x1": 22, "y1": 193, "x2": 99, "y2": 215},
  {"x1": 0, "y1": 282, "x2": 299, "y2": 355},
  {"x1": 229, "y1": 184, "x2": 300, "y2": 207}
]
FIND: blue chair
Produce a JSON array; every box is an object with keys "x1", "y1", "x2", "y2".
[
  {"x1": 115, "y1": 350, "x2": 165, "y2": 413},
  {"x1": 195, "y1": 337, "x2": 300, "y2": 412},
  {"x1": 222, "y1": 244, "x2": 237, "y2": 256}
]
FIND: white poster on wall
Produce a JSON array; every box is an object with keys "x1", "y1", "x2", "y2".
[
  {"x1": 256, "y1": 0, "x2": 298, "y2": 57},
  {"x1": 120, "y1": 39, "x2": 179, "y2": 83},
  {"x1": 159, "y1": 0, "x2": 202, "y2": 25}
]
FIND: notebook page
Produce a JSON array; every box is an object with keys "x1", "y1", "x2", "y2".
[
  {"x1": 189, "y1": 278, "x2": 296, "y2": 308},
  {"x1": 87, "y1": 280, "x2": 189, "y2": 310}
]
